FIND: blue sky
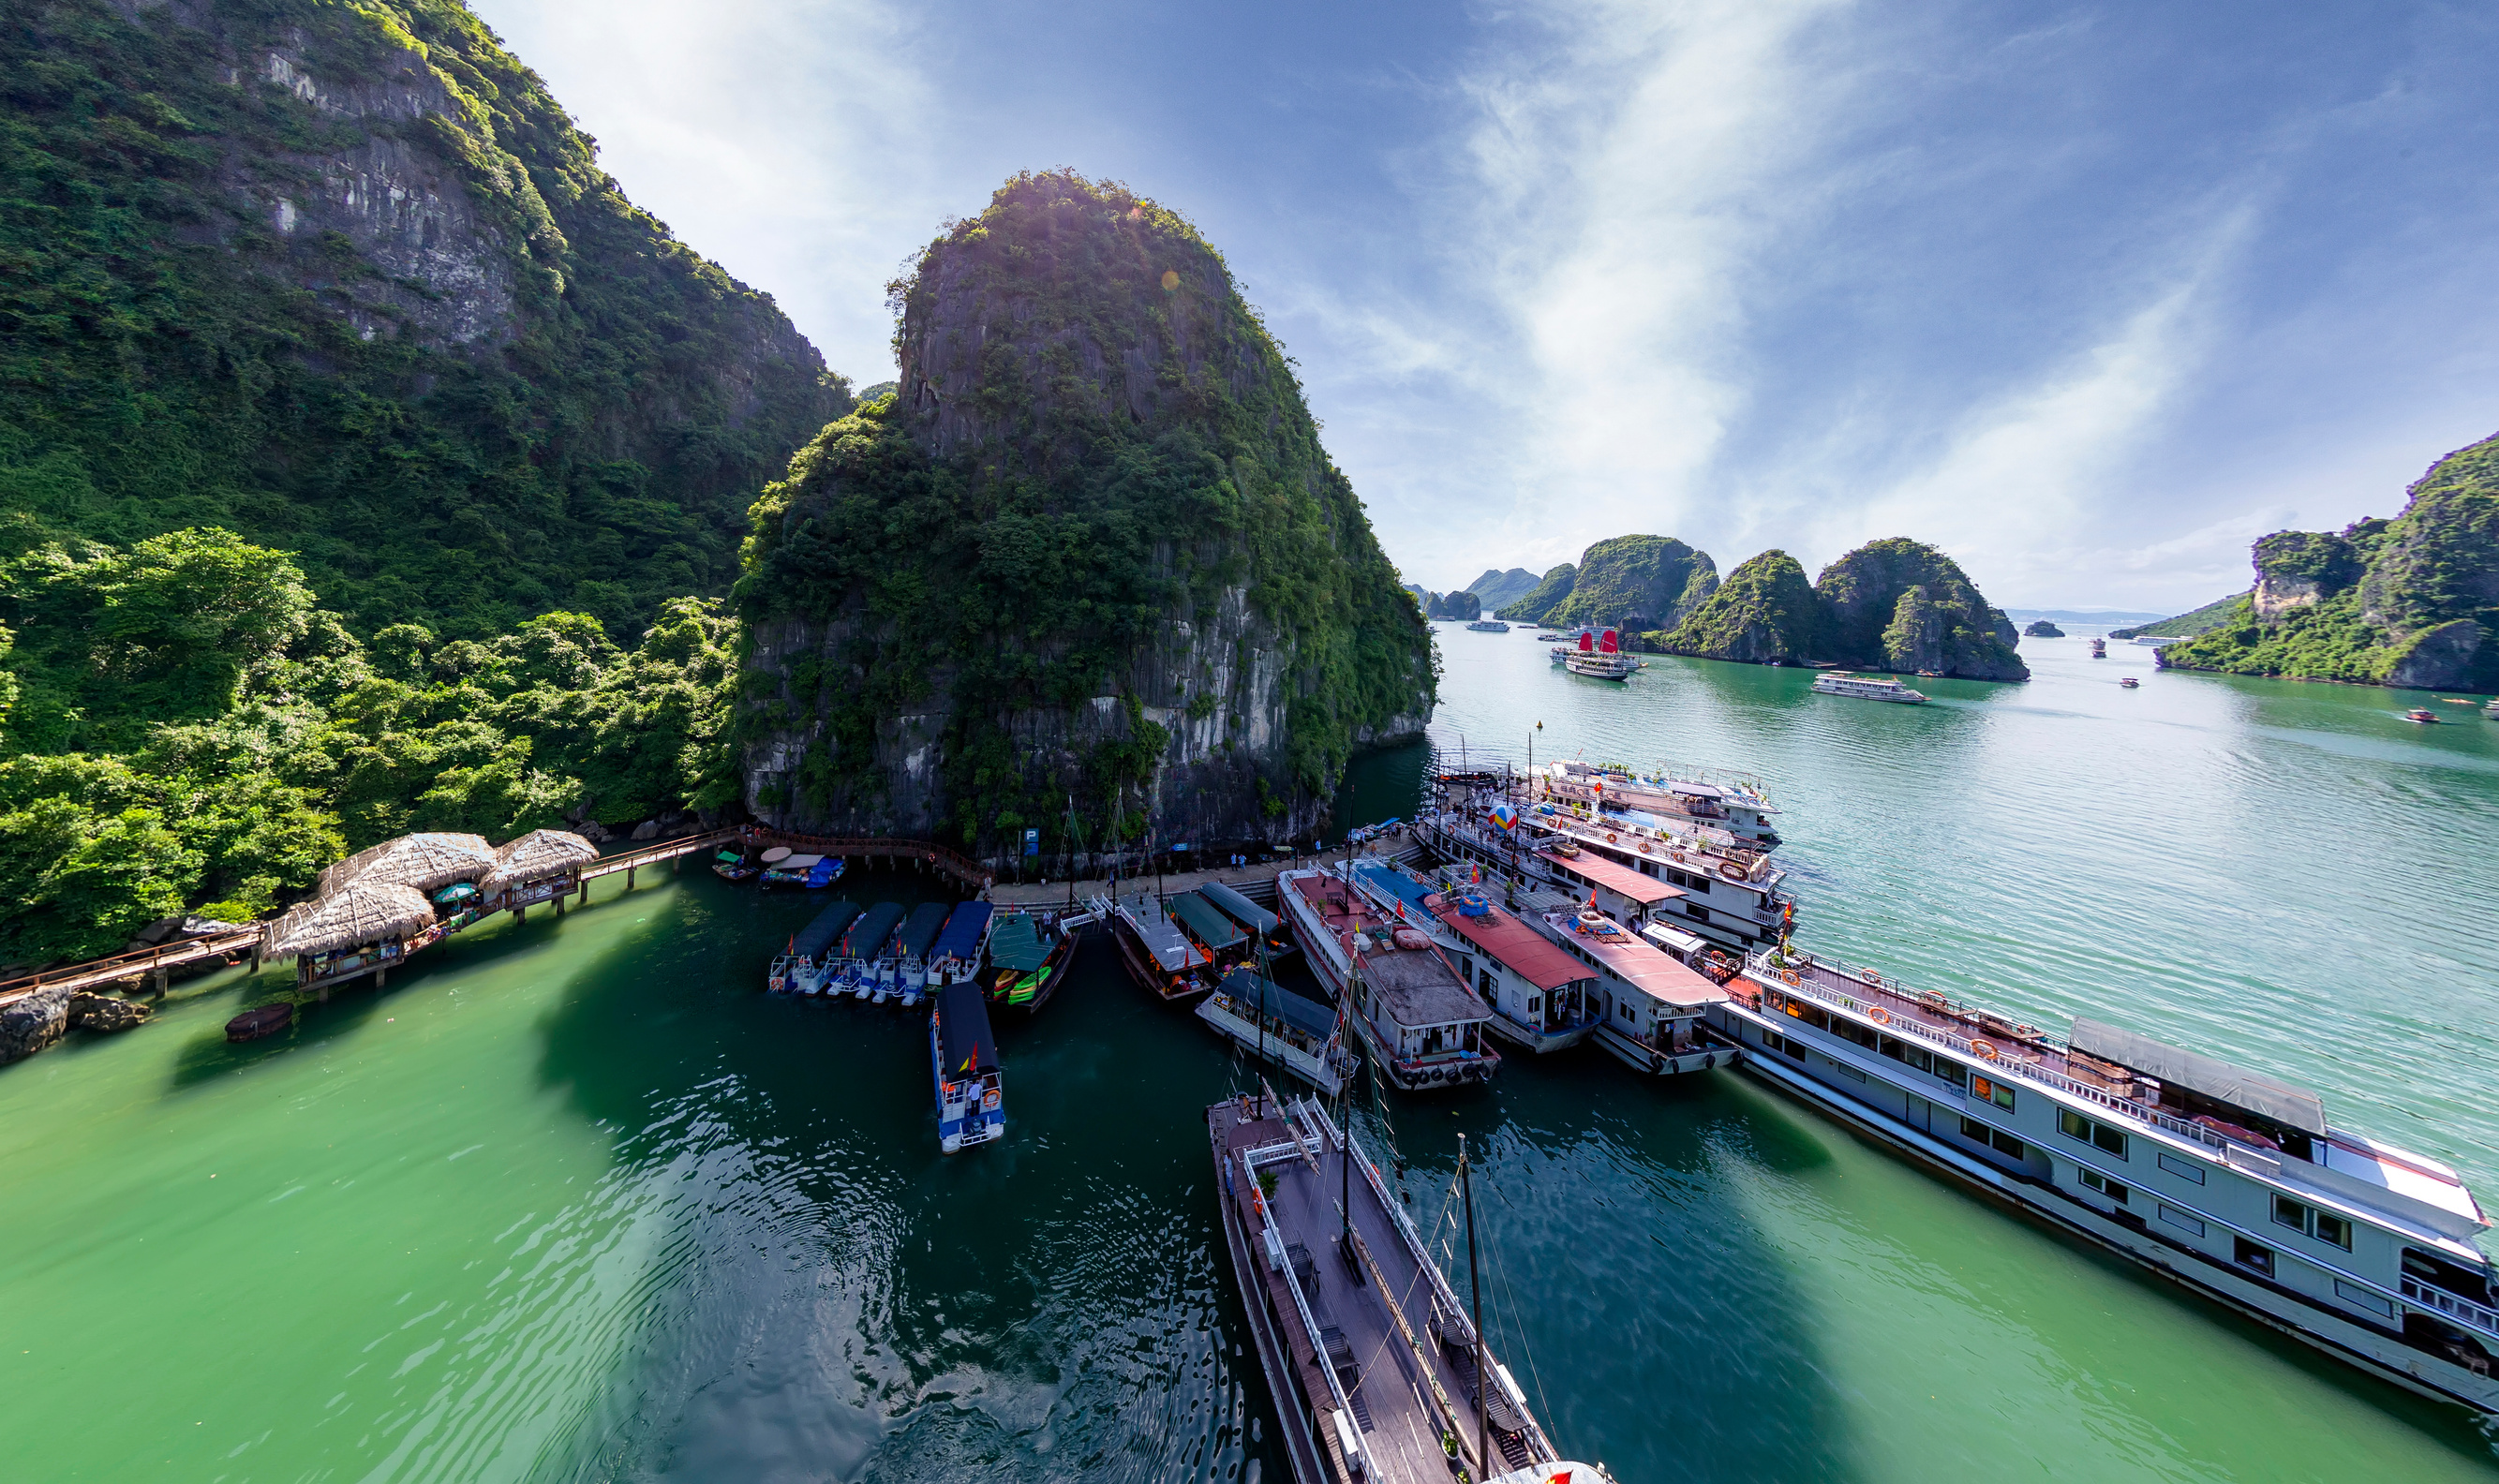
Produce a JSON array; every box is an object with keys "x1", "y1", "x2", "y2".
[{"x1": 473, "y1": 0, "x2": 2499, "y2": 612}]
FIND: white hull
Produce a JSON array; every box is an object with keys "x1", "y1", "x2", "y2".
[
  {"x1": 1590, "y1": 1022, "x2": 1736, "y2": 1076},
  {"x1": 1196, "y1": 998, "x2": 1353, "y2": 1097}
]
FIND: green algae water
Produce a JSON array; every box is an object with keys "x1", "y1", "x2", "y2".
[{"x1": 5, "y1": 631, "x2": 2498, "y2": 1480}]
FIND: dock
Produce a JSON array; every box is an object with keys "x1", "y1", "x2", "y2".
[{"x1": 987, "y1": 837, "x2": 1424, "y2": 913}]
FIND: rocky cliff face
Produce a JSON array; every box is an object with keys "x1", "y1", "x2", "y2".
[
  {"x1": 1509, "y1": 537, "x2": 1716, "y2": 631},
  {"x1": 2163, "y1": 433, "x2": 2499, "y2": 689},
  {"x1": 5, "y1": 0, "x2": 844, "y2": 633},
  {"x1": 736, "y1": 172, "x2": 1433, "y2": 853},
  {"x1": 1815, "y1": 539, "x2": 2028, "y2": 680},
  {"x1": 1465, "y1": 568, "x2": 1540, "y2": 613},
  {"x1": 1504, "y1": 563, "x2": 1578, "y2": 623},
  {"x1": 1650, "y1": 550, "x2": 1822, "y2": 663}
]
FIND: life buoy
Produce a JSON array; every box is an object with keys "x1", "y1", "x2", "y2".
[
  {"x1": 1718, "y1": 862, "x2": 1745, "y2": 882},
  {"x1": 1779, "y1": 968, "x2": 1800, "y2": 986},
  {"x1": 1671, "y1": 849, "x2": 1686, "y2": 863},
  {"x1": 1869, "y1": 1006, "x2": 1892, "y2": 1026},
  {"x1": 1638, "y1": 842, "x2": 1651, "y2": 854},
  {"x1": 1971, "y1": 1039, "x2": 1999, "y2": 1060},
  {"x1": 1606, "y1": 832, "x2": 1618, "y2": 844}
]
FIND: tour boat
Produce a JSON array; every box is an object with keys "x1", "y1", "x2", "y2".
[
  {"x1": 930, "y1": 983, "x2": 1004, "y2": 1152},
  {"x1": 824, "y1": 900, "x2": 904, "y2": 999},
  {"x1": 1810, "y1": 672, "x2": 1927, "y2": 704},
  {"x1": 1530, "y1": 902, "x2": 1733, "y2": 1076},
  {"x1": 2120, "y1": 676, "x2": 2141, "y2": 689},
  {"x1": 1277, "y1": 867, "x2": 1500, "y2": 1090},
  {"x1": 2405, "y1": 708, "x2": 2440, "y2": 724},
  {"x1": 761, "y1": 851, "x2": 844, "y2": 889},
  {"x1": 925, "y1": 901, "x2": 995, "y2": 988},
  {"x1": 1418, "y1": 788, "x2": 1796, "y2": 956},
  {"x1": 1554, "y1": 627, "x2": 1638, "y2": 680},
  {"x1": 1208, "y1": 1091, "x2": 1612, "y2": 1484},
  {"x1": 2090, "y1": 637, "x2": 2108, "y2": 657},
  {"x1": 1714, "y1": 949, "x2": 2499, "y2": 1412},
  {"x1": 1100, "y1": 894, "x2": 1218, "y2": 1001},
  {"x1": 1344, "y1": 860, "x2": 1599, "y2": 1054},
  {"x1": 983, "y1": 907, "x2": 1079, "y2": 1011},
  {"x1": 1465, "y1": 618, "x2": 1510, "y2": 632},
  {"x1": 1195, "y1": 967, "x2": 1357, "y2": 1095},
  {"x1": 1198, "y1": 879, "x2": 1297, "y2": 962},
  {"x1": 2487, "y1": 698, "x2": 2499, "y2": 720},
  {"x1": 768, "y1": 898, "x2": 858, "y2": 995},
  {"x1": 1168, "y1": 888, "x2": 1259, "y2": 977},
  {"x1": 1537, "y1": 759, "x2": 1782, "y2": 849},
  {"x1": 1536, "y1": 631, "x2": 1565, "y2": 642},
  {"x1": 887, "y1": 901, "x2": 952, "y2": 1002}
]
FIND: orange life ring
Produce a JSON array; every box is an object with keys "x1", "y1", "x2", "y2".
[
  {"x1": 1606, "y1": 832, "x2": 1618, "y2": 844},
  {"x1": 1718, "y1": 862, "x2": 1744, "y2": 882},
  {"x1": 1672, "y1": 849, "x2": 1686, "y2": 863},
  {"x1": 1779, "y1": 968, "x2": 1800, "y2": 986},
  {"x1": 1971, "y1": 1039, "x2": 1999, "y2": 1060},
  {"x1": 1638, "y1": 842, "x2": 1651, "y2": 854},
  {"x1": 1869, "y1": 1006, "x2": 1891, "y2": 1026}
]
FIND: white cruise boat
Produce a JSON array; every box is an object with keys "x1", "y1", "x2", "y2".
[
  {"x1": 1532, "y1": 904, "x2": 1733, "y2": 1076},
  {"x1": 1343, "y1": 859, "x2": 1601, "y2": 1054},
  {"x1": 1712, "y1": 948, "x2": 2499, "y2": 1412},
  {"x1": 1465, "y1": 618, "x2": 1510, "y2": 632},
  {"x1": 1419, "y1": 792, "x2": 1795, "y2": 956},
  {"x1": 1539, "y1": 759, "x2": 1782, "y2": 849},
  {"x1": 1810, "y1": 672, "x2": 1927, "y2": 703},
  {"x1": 1554, "y1": 627, "x2": 1639, "y2": 680},
  {"x1": 1278, "y1": 868, "x2": 1502, "y2": 1090}
]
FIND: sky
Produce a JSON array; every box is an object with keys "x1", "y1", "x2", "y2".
[{"x1": 471, "y1": 0, "x2": 2499, "y2": 613}]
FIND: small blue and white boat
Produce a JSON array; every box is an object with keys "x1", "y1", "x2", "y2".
[
  {"x1": 768, "y1": 899, "x2": 859, "y2": 994},
  {"x1": 931, "y1": 983, "x2": 1004, "y2": 1152}
]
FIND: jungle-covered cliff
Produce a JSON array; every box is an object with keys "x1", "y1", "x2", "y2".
[
  {"x1": 2159, "y1": 433, "x2": 2499, "y2": 689},
  {"x1": 0, "y1": 0, "x2": 845, "y2": 643},
  {"x1": 1501, "y1": 535, "x2": 1717, "y2": 631},
  {"x1": 736, "y1": 171, "x2": 1435, "y2": 853},
  {"x1": 1648, "y1": 538, "x2": 2027, "y2": 680}
]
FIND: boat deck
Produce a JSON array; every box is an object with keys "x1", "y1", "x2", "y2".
[{"x1": 1211, "y1": 1098, "x2": 1534, "y2": 1484}]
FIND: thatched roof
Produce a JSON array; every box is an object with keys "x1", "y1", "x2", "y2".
[
  {"x1": 267, "y1": 883, "x2": 436, "y2": 957},
  {"x1": 316, "y1": 832, "x2": 495, "y2": 898},
  {"x1": 480, "y1": 829, "x2": 599, "y2": 895}
]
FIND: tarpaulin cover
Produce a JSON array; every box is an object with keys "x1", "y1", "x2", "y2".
[
  {"x1": 936, "y1": 982, "x2": 998, "y2": 1076},
  {"x1": 1168, "y1": 891, "x2": 1244, "y2": 953},
  {"x1": 840, "y1": 901, "x2": 905, "y2": 959},
  {"x1": 1198, "y1": 880, "x2": 1280, "y2": 937},
  {"x1": 1219, "y1": 967, "x2": 1338, "y2": 1040},
  {"x1": 895, "y1": 901, "x2": 951, "y2": 960},
  {"x1": 987, "y1": 912, "x2": 1052, "y2": 972},
  {"x1": 931, "y1": 902, "x2": 994, "y2": 962},
  {"x1": 793, "y1": 900, "x2": 860, "y2": 960}
]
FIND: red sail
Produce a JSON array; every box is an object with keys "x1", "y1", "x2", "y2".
[
  {"x1": 1578, "y1": 630, "x2": 1594, "y2": 652},
  {"x1": 1600, "y1": 629, "x2": 1618, "y2": 653}
]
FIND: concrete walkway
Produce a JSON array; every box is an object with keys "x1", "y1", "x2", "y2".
[{"x1": 985, "y1": 837, "x2": 1424, "y2": 910}]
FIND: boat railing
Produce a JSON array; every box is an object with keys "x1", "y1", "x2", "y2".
[
  {"x1": 1748, "y1": 951, "x2": 2236, "y2": 1155},
  {"x1": 1231, "y1": 1145, "x2": 1382, "y2": 1481},
  {"x1": 2402, "y1": 1277, "x2": 2499, "y2": 1340}
]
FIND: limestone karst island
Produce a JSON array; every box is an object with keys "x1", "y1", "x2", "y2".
[{"x1": 3, "y1": 4, "x2": 2498, "y2": 1482}]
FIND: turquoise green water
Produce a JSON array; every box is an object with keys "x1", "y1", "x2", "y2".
[{"x1": 2, "y1": 632, "x2": 2495, "y2": 1479}]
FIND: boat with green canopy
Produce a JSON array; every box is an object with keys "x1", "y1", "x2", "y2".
[
  {"x1": 1168, "y1": 889, "x2": 1253, "y2": 972},
  {"x1": 1199, "y1": 879, "x2": 1295, "y2": 960},
  {"x1": 985, "y1": 908, "x2": 1080, "y2": 1013}
]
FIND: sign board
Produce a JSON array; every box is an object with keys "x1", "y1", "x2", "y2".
[{"x1": 1023, "y1": 828, "x2": 1040, "y2": 856}]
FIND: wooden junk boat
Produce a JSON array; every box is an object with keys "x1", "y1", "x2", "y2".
[
  {"x1": 1209, "y1": 1091, "x2": 1609, "y2": 1484},
  {"x1": 983, "y1": 907, "x2": 1079, "y2": 1011},
  {"x1": 1102, "y1": 892, "x2": 1221, "y2": 1001}
]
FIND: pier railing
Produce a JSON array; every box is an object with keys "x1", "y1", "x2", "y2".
[{"x1": 0, "y1": 928, "x2": 264, "y2": 1008}]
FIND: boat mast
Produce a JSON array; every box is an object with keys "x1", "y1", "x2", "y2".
[{"x1": 1461, "y1": 1132, "x2": 1488, "y2": 1479}]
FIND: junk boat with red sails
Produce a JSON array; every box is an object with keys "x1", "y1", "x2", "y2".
[
  {"x1": 1551, "y1": 626, "x2": 1639, "y2": 680},
  {"x1": 1209, "y1": 1088, "x2": 1612, "y2": 1484},
  {"x1": 1277, "y1": 865, "x2": 1500, "y2": 1090},
  {"x1": 1713, "y1": 944, "x2": 2499, "y2": 1412}
]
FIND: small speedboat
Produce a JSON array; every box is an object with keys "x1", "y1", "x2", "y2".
[
  {"x1": 2404, "y1": 708, "x2": 2440, "y2": 723},
  {"x1": 2120, "y1": 676, "x2": 2140, "y2": 689}
]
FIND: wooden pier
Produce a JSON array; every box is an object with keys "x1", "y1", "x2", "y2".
[{"x1": 0, "y1": 928, "x2": 265, "y2": 1012}]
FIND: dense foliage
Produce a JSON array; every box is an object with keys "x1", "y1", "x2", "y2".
[
  {"x1": 1504, "y1": 562, "x2": 1577, "y2": 622},
  {"x1": 2163, "y1": 434, "x2": 2498, "y2": 689},
  {"x1": 739, "y1": 171, "x2": 1433, "y2": 851},
  {"x1": 0, "y1": 0, "x2": 842, "y2": 639},
  {"x1": 1644, "y1": 538, "x2": 2027, "y2": 680},
  {"x1": 1650, "y1": 550, "x2": 1823, "y2": 663},
  {"x1": 1423, "y1": 590, "x2": 1480, "y2": 621},
  {"x1": 2109, "y1": 590, "x2": 2247, "y2": 640},
  {"x1": 1506, "y1": 535, "x2": 1717, "y2": 631},
  {"x1": 0, "y1": 526, "x2": 740, "y2": 966},
  {"x1": 1461, "y1": 568, "x2": 1540, "y2": 613}
]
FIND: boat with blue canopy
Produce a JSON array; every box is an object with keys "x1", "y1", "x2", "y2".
[
  {"x1": 827, "y1": 901, "x2": 904, "y2": 1000},
  {"x1": 931, "y1": 982, "x2": 1004, "y2": 1152},
  {"x1": 926, "y1": 902, "x2": 994, "y2": 987},
  {"x1": 1197, "y1": 967, "x2": 1354, "y2": 1095},
  {"x1": 769, "y1": 899, "x2": 859, "y2": 995},
  {"x1": 887, "y1": 901, "x2": 952, "y2": 1003}
]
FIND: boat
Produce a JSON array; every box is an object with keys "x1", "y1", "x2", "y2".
[
  {"x1": 2120, "y1": 676, "x2": 2140, "y2": 689},
  {"x1": 1346, "y1": 860, "x2": 1599, "y2": 1054},
  {"x1": 1810, "y1": 672, "x2": 1927, "y2": 704},
  {"x1": 761, "y1": 852, "x2": 845, "y2": 889},
  {"x1": 930, "y1": 983, "x2": 1004, "y2": 1152},
  {"x1": 825, "y1": 900, "x2": 904, "y2": 999},
  {"x1": 1103, "y1": 894, "x2": 1218, "y2": 1000},
  {"x1": 1199, "y1": 878, "x2": 1297, "y2": 961},
  {"x1": 1196, "y1": 967, "x2": 1357, "y2": 1095},
  {"x1": 1465, "y1": 618, "x2": 1510, "y2": 633},
  {"x1": 768, "y1": 898, "x2": 859, "y2": 995},
  {"x1": 1168, "y1": 888, "x2": 1257, "y2": 975},
  {"x1": 1207, "y1": 1091, "x2": 1611, "y2": 1484},
  {"x1": 1531, "y1": 901, "x2": 1733, "y2": 1076},
  {"x1": 1554, "y1": 627, "x2": 1639, "y2": 680},
  {"x1": 984, "y1": 907, "x2": 1080, "y2": 1011},
  {"x1": 2090, "y1": 637, "x2": 2108, "y2": 657},
  {"x1": 1538, "y1": 759, "x2": 1781, "y2": 849},
  {"x1": 887, "y1": 901, "x2": 952, "y2": 1002},
  {"x1": 2405, "y1": 708, "x2": 2440, "y2": 724},
  {"x1": 1419, "y1": 787, "x2": 1795, "y2": 956},
  {"x1": 926, "y1": 901, "x2": 995, "y2": 988},
  {"x1": 1535, "y1": 632, "x2": 1565, "y2": 642},
  {"x1": 1713, "y1": 947, "x2": 2499, "y2": 1412},
  {"x1": 2487, "y1": 698, "x2": 2499, "y2": 720},
  {"x1": 225, "y1": 1003, "x2": 293, "y2": 1043},
  {"x1": 709, "y1": 846, "x2": 760, "y2": 882},
  {"x1": 1277, "y1": 868, "x2": 1501, "y2": 1090}
]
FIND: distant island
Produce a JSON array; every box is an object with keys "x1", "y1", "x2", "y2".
[
  {"x1": 1460, "y1": 568, "x2": 1541, "y2": 613},
  {"x1": 2155, "y1": 431, "x2": 2498, "y2": 689},
  {"x1": 2022, "y1": 619, "x2": 2064, "y2": 638}
]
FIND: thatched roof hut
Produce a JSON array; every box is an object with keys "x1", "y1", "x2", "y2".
[
  {"x1": 316, "y1": 832, "x2": 495, "y2": 898},
  {"x1": 480, "y1": 829, "x2": 599, "y2": 895},
  {"x1": 267, "y1": 883, "x2": 436, "y2": 958}
]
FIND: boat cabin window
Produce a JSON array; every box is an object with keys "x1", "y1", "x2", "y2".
[
  {"x1": 2158, "y1": 1203, "x2": 2206, "y2": 1238},
  {"x1": 2402, "y1": 1249, "x2": 2497, "y2": 1305},
  {"x1": 2058, "y1": 1109, "x2": 2130, "y2": 1159},
  {"x1": 1831, "y1": 1017, "x2": 1879, "y2": 1049},
  {"x1": 2271, "y1": 1196, "x2": 2351, "y2": 1251},
  {"x1": 2155, "y1": 1151, "x2": 2206, "y2": 1184},
  {"x1": 1876, "y1": 1035, "x2": 1967, "y2": 1090},
  {"x1": 2234, "y1": 1238, "x2": 2274, "y2": 1278},
  {"x1": 1781, "y1": 1001, "x2": 1830, "y2": 1031},
  {"x1": 2078, "y1": 1168, "x2": 2130, "y2": 1205},
  {"x1": 1971, "y1": 1076, "x2": 2016, "y2": 1112},
  {"x1": 1960, "y1": 1116, "x2": 2025, "y2": 1160}
]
